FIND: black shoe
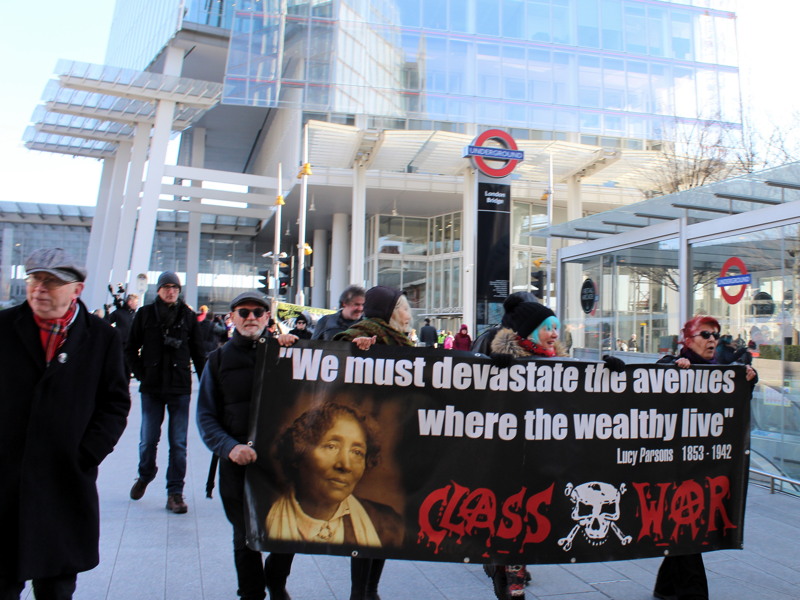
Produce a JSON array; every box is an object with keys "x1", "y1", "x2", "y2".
[
  {"x1": 130, "y1": 478, "x2": 149, "y2": 500},
  {"x1": 267, "y1": 586, "x2": 291, "y2": 600},
  {"x1": 166, "y1": 494, "x2": 188, "y2": 514},
  {"x1": 653, "y1": 591, "x2": 677, "y2": 600}
]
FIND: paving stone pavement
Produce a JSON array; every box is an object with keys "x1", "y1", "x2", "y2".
[{"x1": 24, "y1": 380, "x2": 800, "y2": 599}]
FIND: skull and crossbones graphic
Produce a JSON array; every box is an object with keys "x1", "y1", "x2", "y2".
[{"x1": 557, "y1": 481, "x2": 632, "y2": 552}]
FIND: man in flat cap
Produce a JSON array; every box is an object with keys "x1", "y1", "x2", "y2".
[
  {"x1": 197, "y1": 291, "x2": 296, "y2": 600},
  {"x1": 0, "y1": 248, "x2": 130, "y2": 599},
  {"x1": 126, "y1": 271, "x2": 206, "y2": 513}
]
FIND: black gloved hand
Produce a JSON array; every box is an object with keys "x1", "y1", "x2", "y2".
[
  {"x1": 602, "y1": 355, "x2": 626, "y2": 372},
  {"x1": 491, "y1": 353, "x2": 514, "y2": 369}
]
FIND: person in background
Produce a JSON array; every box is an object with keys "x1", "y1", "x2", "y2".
[
  {"x1": 126, "y1": 271, "x2": 206, "y2": 514},
  {"x1": 289, "y1": 313, "x2": 312, "y2": 339},
  {"x1": 334, "y1": 285, "x2": 412, "y2": 600},
  {"x1": 0, "y1": 248, "x2": 129, "y2": 600},
  {"x1": 419, "y1": 318, "x2": 438, "y2": 347},
  {"x1": 714, "y1": 334, "x2": 736, "y2": 365},
  {"x1": 652, "y1": 315, "x2": 755, "y2": 600},
  {"x1": 443, "y1": 330, "x2": 454, "y2": 349},
  {"x1": 409, "y1": 328, "x2": 419, "y2": 345},
  {"x1": 199, "y1": 310, "x2": 228, "y2": 357},
  {"x1": 452, "y1": 324, "x2": 472, "y2": 350},
  {"x1": 197, "y1": 291, "x2": 296, "y2": 600},
  {"x1": 627, "y1": 332, "x2": 639, "y2": 352},
  {"x1": 437, "y1": 330, "x2": 445, "y2": 347},
  {"x1": 616, "y1": 338, "x2": 628, "y2": 352},
  {"x1": 197, "y1": 304, "x2": 209, "y2": 322},
  {"x1": 471, "y1": 291, "x2": 538, "y2": 355},
  {"x1": 312, "y1": 285, "x2": 366, "y2": 341},
  {"x1": 107, "y1": 293, "x2": 140, "y2": 378}
]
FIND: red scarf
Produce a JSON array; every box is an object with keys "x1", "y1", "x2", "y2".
[
  {"x1": 516, "y1": 335, "x2": 556, "y2": 357},
  {"x1": 33, "y1": 301, "x2": 78, "y2": 364}
]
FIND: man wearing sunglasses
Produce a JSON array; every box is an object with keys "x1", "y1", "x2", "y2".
[
  {"x1": 653, "y1": 315, "x2": 755, "y2": 600},
  {"x1": 0, "y1": 248, "x2": 130, "y2": 600},
  {"x1": 127, "y1": 271, "x2": 206, "y2": 514},
  {"x1": 197, "y1": 291, "x2": 298, "y2": 600}
]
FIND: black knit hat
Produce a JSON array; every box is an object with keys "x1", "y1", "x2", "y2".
[
  {"x1": 364, "y1": 286, "x2": 404, "y2": 322},
  {"x1": 500, "y1": 291, "x2": 539, "y2": 329},
  {"x1": 513, "y1": 301, "x2": 556, "y2": 339},
  {"x1": 157, "y1": 271, "x2": 181, "y2": 290}
]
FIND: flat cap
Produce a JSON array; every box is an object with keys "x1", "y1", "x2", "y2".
[
  {"x1": 25, "y1": 248, "x2": 87, "y2": 282},
  {"x1": 230, "y1": 291, "x2": 271, "y2": 311}
]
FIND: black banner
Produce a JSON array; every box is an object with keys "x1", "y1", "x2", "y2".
[{"x1": 247, "y1": 341, "x2": 750, "y2": 565}]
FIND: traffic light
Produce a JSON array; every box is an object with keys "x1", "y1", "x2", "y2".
[
  {"x1": 531, "y1": 270, "x2": 545, "y2": 300},
  {"x1": 278, "y1": 262, "x2": 291, "y2": 296},
  {"x1": 257, "y1": 269, "x2": 270, "y2": 295}
]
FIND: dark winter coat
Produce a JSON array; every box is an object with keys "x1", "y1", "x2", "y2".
[
  {"x1": 126, "y1": 298, "x2": 206, "y2": 394},
  {"x1": 419, "y1": 324, "x2": 438, "y2": 347},
  {"x1": 197, "y1": 329, "x2": 262, "y2": 460},
  {"x1": 311, "y1": 310, "x2": 361, "y2": 341},
  {"x1": 0, "y1": 300, "x2": 130, "y2": 580}
]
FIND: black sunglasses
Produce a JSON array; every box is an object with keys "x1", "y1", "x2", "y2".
[
  {"x1": 694, "y1": 331, "x2": 720, "y2": 340},
  {"x1": 236, "y1": 307, "x2": 267, "y2": 319}
]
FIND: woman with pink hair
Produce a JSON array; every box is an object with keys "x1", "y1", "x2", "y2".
[{"x1": 652, "y1": 315, "x2": 755, "y2": 600}]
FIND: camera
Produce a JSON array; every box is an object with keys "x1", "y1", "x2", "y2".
[
  {"x1": 107, "y1": 283, "x2": 127, "y2": 310},
  {"x1": 163, "y1": 335, "x2": 183, "y2": 349}
]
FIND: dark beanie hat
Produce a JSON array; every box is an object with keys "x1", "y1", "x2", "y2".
[
  {"x1": 513, "y1": 301, "x2": 556, "y2": 339},
  {"x1": 364, "y1": 286, "x2": 404, "y2": 322},
  {"x1": 157, "y1": 271, "x2": 181, "y2": 290},
  {"x1": 501, "y1": 291, "x2": 539, "y2": 329}
]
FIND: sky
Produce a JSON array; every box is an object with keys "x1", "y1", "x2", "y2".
[{"x1": 0, "y1": 1, "x2": 797, "y2": 208}]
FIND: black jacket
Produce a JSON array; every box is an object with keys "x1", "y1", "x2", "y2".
[
  {"x1": 197, "y1": 330, "x2": 262, "y2": 459},
  {"x1": 419, "y1": 324, "x2": 438, "y2": 347},
  {"x1": 106, "y1": 305, "x2": 136, "y2": 345},
  {"x1": 311, "y1": 310, "x2": 361, "y2": 341},
  {"x1": 0, "y1": 300, "x2": 130, "y2": 580},
  {"x1": 126, "y1": 298, "x2": 206, "y2": 394}
]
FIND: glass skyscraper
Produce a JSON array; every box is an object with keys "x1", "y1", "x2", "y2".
[{"x1": 224, "y1": 0, "x2": 739, "y2": 145}]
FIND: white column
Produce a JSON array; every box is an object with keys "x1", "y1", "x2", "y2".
[
  {"x1": 184, "y1": 128, "x2": 206, "y2": 309},
  {"x1": 85, "y1": 158, "x2": 115, "y2": 279},
  {"x1": 564, "y1": 175, "x2": 585, "y2": 349},
  {"x1": 330, "y1": 213, "x2": 350, "y2": 309},
  {"x1": 350, "y1": 164, "x2": 366, "y2": 286},
  {"x1": 126, "y1": 45, "x2": 183, "y2": 293},
  {"x1": 85, "y1": 147, "x2": 132, "y2": 310},
  {"x1": 0, "y1": 226, "x2": 13, "y2": 301},
  {"x1": 112, "y1": 122, "x2": 150, "y2": 285},
  {"x1": 312, "y1": 228, "x2": 328, "y2": 308},
  {"x1": 461, "y1": 167, "x2": 477, "y2": 334}
]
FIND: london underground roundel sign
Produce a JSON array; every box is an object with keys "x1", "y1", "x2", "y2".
[
  {"x1": 717, "y1": 256, "x2": 751, "y2": 305},
  {"x1": 464, "y1": 129, "x2": 524, "y2": 178}
]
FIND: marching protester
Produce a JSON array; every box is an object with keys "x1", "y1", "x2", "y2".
[
  {"x1": 452, "y1": 324, "x2": 472, "y2": 350},
  {"x1": 0, "y1": 248, "x2": 129, "y2": 600},
  {"x1": 652, "y1": 315, "x2": 755, "y2": 600},
  {"x1": 333, "y1": 285, "x2": 413, "y2": 600},
  {"x1": 288, "y1": 312, "x2": 312, "y2": 339},
  {"x1": 311, "y1": 284, "x2": 366, "y2": 340},
  {"x1": 106, "y1": 293, "x2": 139, "y2": 378},
  {"x1": 199, "y1": 310, "x2": 229, "y2": 356},
  {"x1": 126, "y1": 271, "x2": 206, "y2": 514},
  {"x1": 197, "y1": 291, "x2": 297, "y2": 600},
  {"x1": 484, "y1": 301, "x2": 565, "y2": 599}
]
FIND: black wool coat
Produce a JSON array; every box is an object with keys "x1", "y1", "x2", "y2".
[
  {"x1": 125, "y1": 299, "x2": 206, "y2": 394},
  {"x1": 0, "y1": 300, "x2": 130, "y2": 580}
]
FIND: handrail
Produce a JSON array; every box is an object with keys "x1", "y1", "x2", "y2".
[{"x1": 749, "y1": 468, "x2": 800, "y2": 495}]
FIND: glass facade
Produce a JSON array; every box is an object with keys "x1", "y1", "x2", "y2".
[
  {"x1": 224, "y1": 0, "x2": 739, "y2": 140},
  {"x1": 558, "y1": 198, "x2": 800, "y2": 493},
  {"x1": 0, "y1": 206, "x2": 261, "y2": 313}
]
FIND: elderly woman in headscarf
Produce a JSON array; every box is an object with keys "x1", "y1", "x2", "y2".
[{"x1": 332, "y1": 285, "x2": 411, "y2": 600}]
